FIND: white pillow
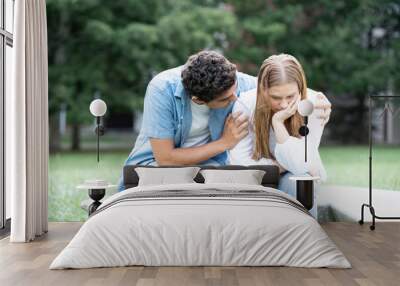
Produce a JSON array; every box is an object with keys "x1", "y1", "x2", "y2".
[
  {"x1": 200, "y1": 169, "x2": 266, "y2": 185},
  {"x1": 135, "y1": 167, "x2": 201, "y2": 186}
]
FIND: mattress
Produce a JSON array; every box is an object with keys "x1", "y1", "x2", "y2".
[{"x1": 50, "y1": 183, "x2": 350, "y2": 269}]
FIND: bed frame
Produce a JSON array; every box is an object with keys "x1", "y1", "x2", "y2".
[{"x1": 123, "y1": 165, "x2": 280, "y2": 190}]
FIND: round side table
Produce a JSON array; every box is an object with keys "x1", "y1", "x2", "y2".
[
  {"x1": 289, "y1": 176, "x2": 320, "y2": 210},
  {"x1": 77, "y1": 183, "x2": 117, "y2": 215}
]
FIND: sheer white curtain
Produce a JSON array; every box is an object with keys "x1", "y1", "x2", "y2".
[{"x1": 7, "y1": 0, "x2": 48, "y2": 242}]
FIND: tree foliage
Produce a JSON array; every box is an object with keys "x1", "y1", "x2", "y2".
[
  {"x1": 226, "y1": 0, "x2": 399, "y2": 143},
  {"x1": 47, "y1": 0, "x2": 238, "y2": 150},
  {"x1": 47, "y1": 0, "x2": 400, "y2": 148}
]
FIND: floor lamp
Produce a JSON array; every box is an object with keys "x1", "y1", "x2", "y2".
[{"x1": 359, "y1": 95, "x2": 400, "y2": 230}]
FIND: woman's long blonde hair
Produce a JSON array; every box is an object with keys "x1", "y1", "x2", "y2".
[{"x1": 252, "y1": 54, "x2": 307, "y2": 160}]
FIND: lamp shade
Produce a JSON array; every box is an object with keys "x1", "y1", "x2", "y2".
[
  {"x1": 89, "y1": 99, "x2": 107, "y2": 117},
  {"x1": 298, "y1": 99, "x2": 314, "y2": 116}
]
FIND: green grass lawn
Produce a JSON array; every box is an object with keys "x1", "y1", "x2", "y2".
[
  {"x1": 49, "y1": 151, "x2": 128, "y2": 222},
  {"x1": 321, "y1": 145, "x2": 400, "y2": 190},
  {"x1": 49, "y1": 146, "x2": 400, "y2": 221}
]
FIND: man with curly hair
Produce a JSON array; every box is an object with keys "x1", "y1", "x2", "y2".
[{"x1": 118, "y1": 51, "x2": 256, "y2": 191}]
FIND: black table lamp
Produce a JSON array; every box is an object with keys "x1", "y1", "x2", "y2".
[
  {"x1": 85, "y1": 99, "x2": 108, "y2": 215},
  {"x1": 292, "y1": 99, "x2": 316, "y2": 210},
  {"x1": 89, "y1": 99, "x2": 107, "y2": 162}
]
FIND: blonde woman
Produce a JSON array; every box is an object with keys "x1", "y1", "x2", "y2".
[{"x1": 228, "y1": 54, "x2": 331, "y2": 218}]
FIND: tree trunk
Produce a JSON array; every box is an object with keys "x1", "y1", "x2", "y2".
[
  {"x1": 49, "y1": 7, "x2": 68, "y2": 154},
  {"x1": 355, "y1": 94, "x2": 367, "y2": 144},
  {"x1": 71, "y1": 123, "x2": 81, "y2": 151},
  {"x1": 49, "y1": 114, "x2": 61, "y2": 153}
]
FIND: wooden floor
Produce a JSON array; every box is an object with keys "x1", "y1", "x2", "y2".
[{"x1": 0, "y1": 222, "x2": 399, "y2": 286}]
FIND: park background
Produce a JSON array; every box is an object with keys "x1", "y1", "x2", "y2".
[{"x1": 44, "y1": 0, "x2": 400, "y2": 221}]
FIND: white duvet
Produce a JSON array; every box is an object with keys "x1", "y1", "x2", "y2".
[{"x1": 50, "y1": 183, "x2": 350, "y2": 269}]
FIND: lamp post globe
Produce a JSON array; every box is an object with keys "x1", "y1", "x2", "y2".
[{"x1": 89, "y1": 99, "x2": 107, "y2": 117}]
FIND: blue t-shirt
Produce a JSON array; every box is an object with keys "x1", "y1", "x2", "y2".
[{"x1": 118, "y1": 66, "x2": 256, "y2": 191}]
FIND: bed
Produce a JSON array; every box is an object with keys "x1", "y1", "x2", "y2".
[{"x1": 50, "y1": 165, "x2": 350, "y2": 269}]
